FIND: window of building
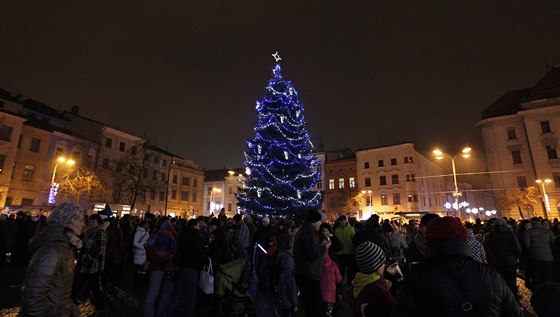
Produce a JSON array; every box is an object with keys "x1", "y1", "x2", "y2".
[
  {"x1": 172, "y1": 175, "x2": 178, "y2": 184},
  {"x1": 0, "y1": 155, "x2": 5, "y2": 173},
  {"x1": 119, "y1": 142, "x2": 126, "y2": 152},
  {"x1": 228, "y1": 203, "x2": 233, "y2": 212},
  {"x1": 507, "y1": 127, "x2": 517, "y2": 140},
  {"x1": 553, "y1": 172, "x2": 560, "y2": 188},
  {"x1": 541, "y1": 120, "x2": 552, "y2": 133},
  {"x1": 404, "y1": 156, "x2": 413, "y2": 163},
  {"x1": 391, "y1": 158, "x2": 397, "y2": 165},
  {"x1": 159, "y1": 192, "x2": 164, "y2": 201},
  {"x1": 379, "y1": 175, "x2": 387, "y2": 185},
  {"x1": 192, "y1": 192, "x2": 197, "y2": 202},
  {"x1": 193, "y1": 179, "x2": 198, "y2": 187},
  {"x1": 406, "y1": 174, "x2": 416, "y2": 182},
  {"x1": 181, "y1": 191, "x2": 188, "y2": 201},
  {"x1": 21, "y1": 198, "x2": 34, "y2": 206},
  {"x1": 5, "y1": 197, "x2": 13, "y2": 206},
  {"x1": 381, "y1": 194, "x2": 388, "y2": 205},
  {"x1": 365, "y1": 177, "x2": 371, "y2": 187},
  {"x1": 407, "y1": 194, "x2": 418, "y2": 202},
  {"x1": 29, "y1": 138, "x2": 41, "y2": 153},
  {"x1": 228, "y1": 187, "x2": 233, "y2": 194},
  {"x1": 393, "y1": 193, "x2": 401, "y2": 204},
  {"x1": 517, "y1": 176, "x2": 528, "y2": 189},
  {"x1": 131, "y1": 145, "x2": 137, "y2": 155},
  {"x1": 328, "y1": 179, "x2": 335, "y2": 189},
  {"x1": 364, "y1": 162, "x2": 370, "y2": 169},
  {"x1": 23, "y1": 164, "x2": 35, "y2": 181},
  {"x1": 182, "y1": 177, "x2": 190, "y2": 186},
  {"x1": 338, "y1": 178, "x2": 345, "y2": 189},
  {"x1": 116, "y1": 162, "x2": 124, "y2": 172},
  {"x1": 546, "y1": 145, "x2": 558, "y2": 159},
  {"x1": 0, "y1": 125, "x2": 13, "y2": 141},
  {"x1": 511, "y1": 150, "x2": 522, "y2": 164},
  {"x1": 378, "y1": 160, "x2": 384, "y2": 167},
  {"x1": 171, "y1": 190, "x2": 177, "y2": 200},
  {"x1": 349, "y1": 177, "x2": 355, "y2": 188},
  {"x1": 317, "y1": 181, "x2": 323, "y2": 189},
  {"x1": 392, "y1": 174, "x2": 399, "y2": 184},
  {"x1": 105, "y1": 137, "x2": 113, "y2": 148}
]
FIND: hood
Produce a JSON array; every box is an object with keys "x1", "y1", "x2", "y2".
[
  {"x1": 352, "y1": 272, "x2": 381, "y2": 298},
  {"x1": 28, "y1": 224, "x2": 70, "y2": 253}
]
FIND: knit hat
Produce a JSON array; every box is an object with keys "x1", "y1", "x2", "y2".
[
  {"x1": 494, "y1": 217, "x2": 507, "y2": 226},
  {"x1": 47, "y1": 202, "x2": 84, "y2": 226},
  {"x1": 355, "y1": 242, "x2": 386, "y2": 274},
  {"x1": 306, "y1": 210, "x2": 322, "y2": 223},
  {"x1": 262, "y1": 217, "x2": 270, "y2": 224},
  {"x1": 337, "y1": 215, "x2": 347, "y2": 222},
  {"x1": 425, "y1": 216, "x2": 467, "y2": 242}
]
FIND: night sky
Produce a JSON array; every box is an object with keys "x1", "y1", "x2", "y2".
[{"x1": 1, "y1": 1, "x2": 559, "y2": 173}]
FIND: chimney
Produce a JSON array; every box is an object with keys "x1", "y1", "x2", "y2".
[{"x1": 71, "y1": 105, "x2": 80, "y2": 115}]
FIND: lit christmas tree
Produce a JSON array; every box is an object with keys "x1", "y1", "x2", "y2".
[{"x1": 237, "y1": 52, "x2": 322, "y2": 217}]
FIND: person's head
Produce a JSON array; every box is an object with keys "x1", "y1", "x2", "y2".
[
  {"x1": 355, "y1": 241, "x2": 387, "y2": 276},
  {"x1": 419, "y1": 213, "x2": 440, "y2": 235},
  {"x1": 88, "y1": 214, "x2": 103, "y2": 228},
  {"x1": 187, "y1": 218, "x2": 199, "y2": 230},
  {"x1": 138, "y1": 220, "x2": 149, "y2": 229},
  {"x1": 425, "y1": 216, "x2": 467, "y2": 242},
  {"x1": 382, "y1": 221, "x2": 394, "y2": 236},
  {"x1": 233, "y1": 214, "x2": 242, "y2": 223},
  {"x1": 531, "y1": 282, "x2": 560, "y2": 317},
  {"x1": 319, "y1": 222, "x2": 334, "y2": 238},
  {"x1": 494, "y1": 217, "x2": 507, "y2": 227},
  {"x1": 306, "y1": 209, "x2": 322, "y2": 231},
  {"x1": 337, "y1": 215, "x2": 348, "y2": 227},
  {"x1": 261, "y1": 217, "x2": 270, "y2": 227},
  {"x1": 210, "y1": 218, "x2": 220, "y2": 231},
  {"x1": 47, "y1": 202, "x2": 85, "y2": 235}
]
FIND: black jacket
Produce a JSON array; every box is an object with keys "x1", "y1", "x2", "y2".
[
  {"x1": 396, "y1": 240, "x2": 523, "y2": 317},
  {"x1": 293, "y1": 222, "x2": 325, "y2": 280},
  {"x1": 484, "y1": 226, "x2": 521, "y2": 267},
  {"x1": 175, "y1": 227, "x2": 207, "y2": 270}
]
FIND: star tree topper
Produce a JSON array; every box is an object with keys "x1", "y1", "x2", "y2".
[{"x1": 272, "y1": 51, "x2": 282, "y2": 62}]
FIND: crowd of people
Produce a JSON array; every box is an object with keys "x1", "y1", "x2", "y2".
[{"x1": 3, "y1": 203, "x2": 560, "y2": 317}]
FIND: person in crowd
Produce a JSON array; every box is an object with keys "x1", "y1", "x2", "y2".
[
  {"x1": 553, "y1": 222, "x2": 560, "y2": 282},
  {"x1": 320, "y1": 224, "x2": 342, "y2": 317},
  {"x1": 294, "y1": 209, "x2": 329, "y2": 317},
  {"x1": 523, "y1": 217, "x2": 555, "y2": 290},
  {"x1": 484, "y1": 217, "x2": 521, "y2": 297},
  {"x1": 173, "y1": 218, "x2": 207, "y2": 317},
  {"x1": 530, "y1": 282, "x2": 560, "y2": 317},
  {"x1": 132, "y1": 220, "x2": 150, "y2": 282},
  {"x1": 143, "y1": 221, "x2": 177, "y2": 317},
  {"x1": 353, "y1": 214, "x2": 383, "y2": 248},
  {"x1": 72, "y1": 214, "x2": 107, "y2": 316},
  {"x1": 404, "y1": 220, "x2": 419, "y2": 246},
  {"x1": 405, "y1": 213, "x2": 439, "y2": 266},
  {"x1": 232, "y1": 214, "x2": 250, "y2": 259},
  {"x1": 352, "y1": 241, "x2": 396, "y2": 317},
  {"x1": 334, "y1": 215, "x2": 357, "y2": 285},
  {"x1": 396, "y1": 216, "x2": 523, "y2": 316},
  {"x1": 0, "y1": 213, "x2": 17, "y2": 268},
  {"x1": 380, "y1": 221, "x2": 407, "y2": 264},
  {"x1": 320, "y1": 223, "x2": 343, "y2": 263},
  {"x1": 20, "y1": 202, "x2": 85, "y2": 317},
  {"x1": 277, "y1": 219, "x2": 298, "y2": 317},
  {"x1": 253, "y1": 216, "x2": 276, "y2": 288},
  {"x1": 208, "y1": 218, "x2": 231, "y2": 265},
  {"x1": 465, "y1": 221, "x2": 487, "y2": 263},
  {"x1": 105, "y1": 218, "x2": 125, "y2": 282}
]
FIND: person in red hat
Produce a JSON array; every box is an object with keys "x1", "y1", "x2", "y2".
[{"x1": 395, "y1": 216, "x2": 523, "y2": 316}]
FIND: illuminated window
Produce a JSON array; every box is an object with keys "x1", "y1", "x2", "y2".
[
  {"x1": 338, "y1": 178, "x2": 345, "y2": 189},
  {"x1": 328, "y1": 179, "x2": 335, "y2": 189},
  {"x1": 404, "y1": 156, "x2": 413, "y2": 163},
  {"x1": 349, "y1": 177, "x2": 355, "y2": 188},
  {"x1": 381, "y1": 195, "x2": 388, "y2": 205}
]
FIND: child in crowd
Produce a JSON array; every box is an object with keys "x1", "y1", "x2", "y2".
[{"x1": 320, "y1": 226, "x2": 342, "y2": 317}]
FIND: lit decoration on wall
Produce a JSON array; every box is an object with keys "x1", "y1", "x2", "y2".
[
  {"x1": 444, "y1": 201, "x2": 470, "y2": 210},
  {"x1": 48, "y1": 182, "x2": 59, "y2": 204},
  {"x1": 237, "y1": 53, "x2": 322, "y2": 216}
]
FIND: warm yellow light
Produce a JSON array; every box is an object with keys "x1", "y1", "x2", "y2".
[
  {"x1": 57, "y1": 157, "x2": 67, "y2": 163},
  {"x1": 462, "y1": 153, "x2": 471, "y2": 158},
  {"x1": 536, "y1": 179, "x2": 543, "y2": 184},
  {"x1": 361, "y1": 190, "x2": 366, "y2": 194},
  {"x1": 462, "y1": 147, "x2": 472, "y2": 154},
  {"x1": 545, "y1": 179, "x2": 552, "y2": 183},
  {"x1": 433, "y1": 149, "x2": 443, "y2": 156},
  {"x1": 213, "y1": 188, "x2": 222, "y2": 193},
  {"x1": 435, "y1": 156, "x2": 444, "y2": 160},
  {"x1": 228, "y1": 170, "x2": 235, "y2": 176},
  {"x1": 66, "y1": 159, "x2": 76, "y2": 166}
]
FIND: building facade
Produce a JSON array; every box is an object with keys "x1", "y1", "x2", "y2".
[
  {"x1": 478, "y1": 65, "x2": 560, "y2": 219},
  {"x1": 324, "y1": 155, "x2": 358, "y2": 221},
  {"x1": 203, "y1": 168, "x2": 245, "y2": 218},
  {"x1": 166, "y1": 157, "x2": 204, "y2": 218}
]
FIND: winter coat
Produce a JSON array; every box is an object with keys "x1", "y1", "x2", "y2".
[
  {"x1": 294, "y1": 222, "x2": 325, "y2": 280},
  {"x1": 467, "y1": 229, "x2": 487, "y2": 264},
  {"x1": 320, "y1": 250, "x2": 342, "y2": 303},
  {"x1": 132, "y1": 226, "x2": 150, "y2": 265},
  {"x1": 335, "y1": 224, "x2": 356, "y2": 255},
  {"x1": 105, "y1": 224, "x2": 125, "y2": 263},
  {"x1": 76, "y1": 227, "x2": 107, "y2": 274},
  {"x1": 484, "y1": 226, "x2": 521, "y2": 267},
  {"x1": 19, "y1": 225, "x2": 78, "y2": 317},
  {"x1": 352, "y1": 272, "x2": 396, "y2": 317},
  {"x1": 381, "y1": 231, "x2": 408, "y2": 262},
  {"x1": 396, "y1": 239, "x2": 523, "y2": 317},
  {"x1": 523, "y1": 223, "x2": 555, "y2": 261},
  {"x1": 174, "y1": 227, "x2": 206, "y2": 270}
]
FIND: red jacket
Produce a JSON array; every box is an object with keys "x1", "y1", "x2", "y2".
[{"x1": 320, "y1": 250, "x2": 342, "y2": 303}]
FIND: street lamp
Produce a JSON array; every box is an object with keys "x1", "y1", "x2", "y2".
[
  {"x1": 536, "y1": 179, "x2": 552, "y2": 220},
  {"x1": 361, "y1": 189, "x2": 373, "y2": 219},
  {"x1": 433, "y1": 147, "x2": 471, "y2": 219},
  {"x1": 49, "y1": 157, "x2": 76, "y2": 205},
  {"x1": 209, "y1": 187, "x2": 222, "y2": 214}
]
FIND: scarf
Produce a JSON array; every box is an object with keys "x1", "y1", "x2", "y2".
[
  {"x1": 65, "y1": 229, "x2": 83, "y2": 249},
  {"x1": 352, "y1": 272, "x2": 381, "y2": 298}
]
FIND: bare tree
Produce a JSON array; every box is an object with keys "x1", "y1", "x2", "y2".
[
  {"x1": 503, "y1": 186, "x2": 540, "y2": 219},
  {"x1": 59, "y1": 168, "x2": 105, "y2": 204}
]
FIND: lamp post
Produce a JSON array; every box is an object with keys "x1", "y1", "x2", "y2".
[
  {"x1": 209, "y1": 187, "x2": 222, "y2": 214},
  {"x1": 49, "y1": 157, "x2": 76, "y2": 205},
  {"x1": 361, "y1": 189, "x2": 373, "y2": 219},
  {"x1": 433, "y1": 147, "x2": 471, "y2": 219},
  {"x1": 536, "y1": 179, "x2": 552, "y2": 220}
]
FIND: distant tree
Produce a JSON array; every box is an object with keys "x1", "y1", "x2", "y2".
[
  {"x1": 503, "y1": 186, "x2": 540, "y2": 219},
  {"x1": 59, "y1": 168, "x2": 105, "y2": 203},
  {"x1": 345, "y1": 190, "x2": 365, "y2": 212}
]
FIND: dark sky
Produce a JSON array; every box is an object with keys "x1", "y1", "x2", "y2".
[{"x1": 1, "y1": 1, "x2": 559, "y2": 172}]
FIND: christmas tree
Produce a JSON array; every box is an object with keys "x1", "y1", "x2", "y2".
[{"x1": 237, "y1": 53, "x2": 322, "y2": 217}]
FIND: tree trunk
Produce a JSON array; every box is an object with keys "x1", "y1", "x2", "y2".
[{"x1": 517, "y1": 204, "x2": 524, "y2": 220}]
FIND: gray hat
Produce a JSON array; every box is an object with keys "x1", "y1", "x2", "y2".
[
  {"x1": 355, "y1": 242, "x2": 386, "y2": 274},
  {"x1": 495, "y1": 217, "x2": 507, "y2": 226},
  {"x1": 47, "y1": 202, "x2": 84, "y2": 226}
]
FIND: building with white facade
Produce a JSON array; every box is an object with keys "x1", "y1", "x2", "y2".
[
  {"x1": 478, "y1": 65, "x2": 560, "y2": 219},
  {"x1": 203, "y1": 168, "x2": 245, "y2": 218}
]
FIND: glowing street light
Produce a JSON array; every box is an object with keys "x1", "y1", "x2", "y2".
[
  {"x1": 49, "y1": 157, "x2": 76, "y2": 205},
  {"x1": 433, "y1": 147, "x2": 471, "y2": 219},
  {"x1": 209, "y1": 187, "x2": 222, "y2": 214},
  {"x1": 536, "y1": 179, "x2": 552, "y2": 220}
]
